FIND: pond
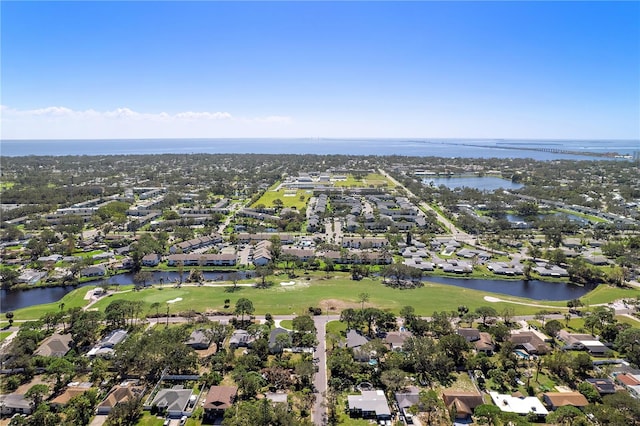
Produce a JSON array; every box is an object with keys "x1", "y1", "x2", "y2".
[
  {"x1": 423, "y1": 176, "x2": 523, "y2": 191},
  {"x1": 0, "y1": 270, "x2": 254, "y2": 313},
  {"x1": 423, "y1": 276, "x2": 597, "y2": 301},
  {"x1": 1, "y1": 272, "x2": 596, "y2": 313},
  {"x1": 506, "y1": 212, "x2": 589, "y2": 226}
]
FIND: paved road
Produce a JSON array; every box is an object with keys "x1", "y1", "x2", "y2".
[{"x1": 311, "y1": 314, "x2": 339, "y2": 425}]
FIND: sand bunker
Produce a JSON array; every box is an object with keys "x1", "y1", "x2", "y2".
[{"x1": 166, "y1": 297, "x2": 183, "y2": 304}]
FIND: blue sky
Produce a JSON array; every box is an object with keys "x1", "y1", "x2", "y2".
[{"x1": 2, "y1": 1, "x2": 639, "y2": 139}]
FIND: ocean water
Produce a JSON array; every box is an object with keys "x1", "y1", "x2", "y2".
[{"x1": 1, "y1": 138, "x2": 638, "y2": 160}]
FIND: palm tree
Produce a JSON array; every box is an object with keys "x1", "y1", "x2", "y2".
[{"x1": 150, "y1": 302, "x2": 161, "y2": 318}]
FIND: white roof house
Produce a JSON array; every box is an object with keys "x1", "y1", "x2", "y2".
[{"x1": 489, "y1": 391, "x2": 548, "y2": 416}]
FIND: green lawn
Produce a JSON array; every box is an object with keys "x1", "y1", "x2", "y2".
[
  {"x1": 333, "y1": 173, "x2": 393, "y2": 188},
  {"x1": 279, "y1": 319, "x2": 293, "y2": 329},
  {"x1": 252, "y1": 189, "x2": 311, "y2": 209},
  {"x1": 10, "y1": 274, "x2": 639, "y2": 320},
  {"x1": 0, "y1": 331, "x2": 13, "y2": 342}
]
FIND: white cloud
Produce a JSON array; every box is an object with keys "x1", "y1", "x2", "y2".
[{"x1": 0, "y1": 105, "x2": 294, "y2": 139}]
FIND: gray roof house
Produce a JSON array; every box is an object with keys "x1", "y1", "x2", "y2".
[
  {"x1": 395, "y1": 387, "x2": 420, "y2": 424},
  {"x1": 149, "y1": 386, "x2": 193, "y2": 417},
  {"x1": 268, "y1": 327, "x2": 291, "y2": 353},
  {"x1": 347, "y1": 390, "x2": 392, "y2": 420},
  {"x1": 345, "y1": 329, "x2": 369, "y2": 349},
  {"x1": 0, "y1": 393, "x2": 33, "y2": 416},
  {"x1": 186, "y1": 329, "x2": 212, "y2": 350},
  {"x1": 34, "y1": 333, "x2": 73, "y2": 357},
  {"x1": 229, "y1": 330, "x2": 255, "y2": 349}
]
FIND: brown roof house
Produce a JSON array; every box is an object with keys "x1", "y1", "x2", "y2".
[
  {"x1": 34, "y1": 333, "x2": 73, "y2": 357},
  {"x1": 385, "y1": 331, "x2": 412, "y2": 351},
  {"x1": 475, "y1": 332, "x2": 495, "y2": 355},
  {"x1": 96, "y1": 381, "x2": 145, "y2": 414},
  {"x1": 442, "y1": 390, "x2": 484, "y2": 420},
  {"x1": 508, "y1": 331, "x2": 550, "y2": 355},
  {"x1": 203, "y1": 385, "x2": 238, "y2": 421},
  {"x1": 50, "y1": 385, "x2": 93, "y2": 408},
  {"x1": 543, "y1": 392, "x2": 589, "y2": 410}
]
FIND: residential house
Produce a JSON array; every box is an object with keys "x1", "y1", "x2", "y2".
[
  {"x1": 87, "y1": 329, "x2": 128, "y2": 358},
  {"x1": 394, "y1": 387, "x2": 420, "y2": 424},
  {"x1": 457, "y1": 328, "x2": 480, "y2": 343},
  {"x1": 34, "y1": 333, "x2": 73, "y2": 357},
  {"x1": 97, "y1": 382, "x2": 145, "y2": 414},
  {"x1": 557, "y1": 331, "x2": 609, "y2": 356},
  {"x1": 50, "y1": 385, "x2": 93, "y2": 409},
  {"x1": 0, "y1": 394, "x2": 33, "y2": 416},
  {"x1": 268, "y1": 327, "x2": 291, "y2": 354},
  {"x1": 489, "y1": 391, "x2": 548, "y2": 417},
  {"x1": 203, "y1": 386, "x2": 238, "y2": 421},
  {"x1": 614, "y1": 372, "x2": 640, "y2": 398},
  {"x1": 149, "y1": 385, "x2": 193, "y2": 418},
  {"x1": 341, "y1": 236, "x2": 388, "y2": 249},
  {"x1": 167, "y1": 253, "x2": 236, "y2": 267},
  {"x1": 542, "y1": 392, "x2": 589, "y2": 410},
  {"x1": 347, "y1": 390, "x2": 392, "y2": 421},
  {"x1": 385, "y1": 331, "x2": 412, "y2": 351},
  {"x1": 442, "y1": 390, "x2": 484, "y2": 420},
  {"x1": 229, "y1": 330, "x2": 255, "y2": 349},
  {"x1": 141, "y1": 253, "x2": 161, "y2": 266},
  {"x1": 265, "y1": 392, "x2": 288, "y2": 406},
  {"x1": 475, "y1": 332, "x2": 495, "y2": 355},
  {"x1": 252, "y1": 240, "x2": 272, "y2": 266},
  {"x1": 584, "y1": 378, "x2": 616, "y2": 395},
  {"x1": 345, "y1": 329, "x2": 369, "y2": 350},
  {"x1": 509, "y1": 331, "x2": 550, "y2": 355},
  {"x1": 80, "y1": 265, "x2": 107, "y2": 277},
  {"x1": 186, "y1": 329, "x2": 212, "y2": 350}
]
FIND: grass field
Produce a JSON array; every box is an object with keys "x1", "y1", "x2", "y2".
[
  {"x1": 333, "y1": 173, "x2": 394, "y2": 188},
  {"x1": 8, "y1": 274, "x2": 639, "y2": 321},
  {"x1": 0, "y1": 182, "x2": 15, "y2": 190},
  {"x1": 252, "y1": 189, "x2": 311, "y2": 209},
  {"x1": 0, "y1": 331, "x2": 13, "y2": 342}
]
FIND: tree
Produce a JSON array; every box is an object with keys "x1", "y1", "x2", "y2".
[
  {"x1": 65, "y1": 391, "x2": 98, "y2": 426},
  {"x1": 500, "y1": 307, "x2": 515, "y2": 325},
  {"x1": 474, "y1": 404, "x2": 501, "y2": 425},
  {"x1": 358, "y1": 292, "x2": 370, "y2": 310},
  {"x1": 206, "y1": 321, "x2": 232, "y2": 351},
  {"x1": 547, "y1": 405, "x2": 586, "y2": 425},
  {"x1": 255, "y1": 265, "x2": 273, "y2": 288},
  {"x1": 615, "y1": 327, "x2": 640, "y2": 367},
  {"x1": 438, "y1": 334, "x2": 470, "y2": 367},
  {"x1": 381, "y1": 368, "x2": 408, "y2": 393},
  {"x1": 5, "y1": 311, "x2": 15, "y2": 326},
  {"x1": 544, "y1": 319, "x2": 564, "y2": 338},
  {"x1": 572, "y1": 352, "x2": 593, "y2": 378},
  {"x1": 457, "y1": 305, "x2": 469, "y2": 318},
  {"x1": 25, "y1": 383, "x2": 49, "y2": 408},
  {"x1": 533, "y1": 310, "x2": 551, "y2": 326},
  {"x1": 577, "y1": 381, "x2": 601, "y2": 403},
  {"x1": 105, "y1": 396, "x2": 142, "y2": 426},
  {"x1": 47, "y1": 358, "x2": 75, "y2": 390},
  {"x1": 235, "y1": 298, "x2": 255, "y2": 324},
  {"x1": 149, "y1": 302, "x2": 161, "y2": 318},
  {"x1": 410, "y1": 389, "x2": 441, "y2": 426},
  {"x1": 475, "y1": 306, "x2": 497, "y2": 325}
]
